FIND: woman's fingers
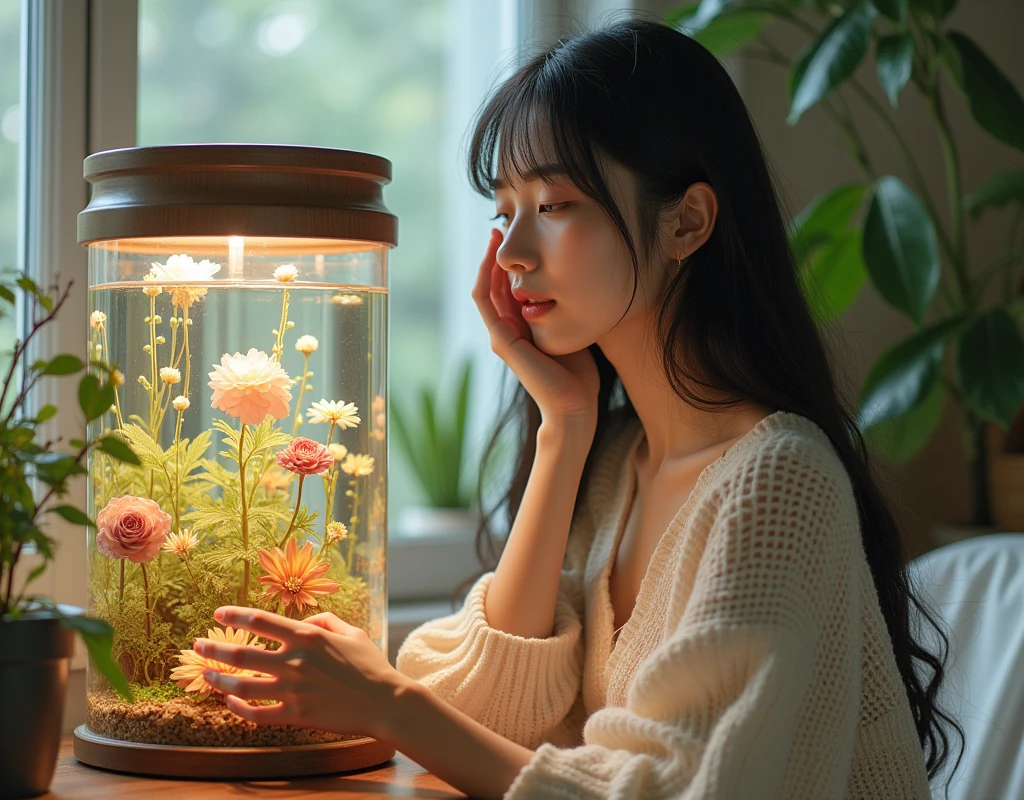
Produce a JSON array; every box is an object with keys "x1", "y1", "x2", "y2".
[
  {"x1": 471, "y1": 229, "x2": 503, "y2": 329},
  {"x1": 213, "y1": 605, "x2": 304, "y2": 646},
  {"x1": 204, "y1": 671, "x2": 284, "y2": 701},
  {"x1": 223, "y1": 694, "x2": 290, "y2": 725},
  {"x1": 302, "y1": 612, "x2": 359, "y2": 636},
  {"x1": 195, "y1": 638, "x2": 283, "y2": 673}
]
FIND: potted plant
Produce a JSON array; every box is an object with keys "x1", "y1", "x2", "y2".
[
  {"x1": 391, "y1": 357, "x2": 480, "y2": 537},
  {"x1": 672, "y1": 0, "x2": 1024, "y2": 542},
  {"x1": 0, "y1": 272, "x2": 135, "y2": 798}
]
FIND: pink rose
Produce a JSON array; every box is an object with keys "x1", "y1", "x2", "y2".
[
  {"x1": 96, "y1": 495, "x2": 172, "y2": 564},
  {"x1": 275, "y1": 437, "x2": 334, "y2": 476}
]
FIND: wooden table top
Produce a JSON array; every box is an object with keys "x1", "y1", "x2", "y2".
[{"x1": 44, "y1": 736, "x2": 467, "y2": 799}]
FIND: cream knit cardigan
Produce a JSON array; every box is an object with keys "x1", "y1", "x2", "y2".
[{"x1": 395, "y1": 410, "x2": 933, "y2": 799}]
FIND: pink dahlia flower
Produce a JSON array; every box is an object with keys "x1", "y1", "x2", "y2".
[{"x1": 275, "y1": 437, "x2": 334, "y2": 476}]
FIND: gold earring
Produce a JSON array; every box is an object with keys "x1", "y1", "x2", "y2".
[{"x1": 676, "y1": 255, "x2": 683, "y2": 270}]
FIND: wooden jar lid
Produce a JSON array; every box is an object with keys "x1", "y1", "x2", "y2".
[{"x1": 79, "y1": 144, "x2": 397, "y2": 247}]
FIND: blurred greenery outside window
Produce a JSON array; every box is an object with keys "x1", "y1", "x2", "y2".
[
  {"x1": 137, "y1": 0, "x2": 494, "y2": 531},
  {"x1": 0, "y1": 2, "x2": 21, "y2": 363}
]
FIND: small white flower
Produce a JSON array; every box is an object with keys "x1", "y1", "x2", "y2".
[
  {"x1": 160, "y1": 367, "x2": 181, "y2": 385},
  {"x1": 306, "y1": 399, "x2": 360, "y2": 428},
  {"x1": 172, "y1": 395, "x2": 190, "y2": 411},
  {"x1": 274, "y1": 264, "x2": 299, "y2": 283},
  {"x1": 325, "y1": 521, "x2": 348, "y2": 543},
  {"x1": 142, "y1": 275, "x2": 163, "y2": 297},
  {"x1": 90, "y1": 311, "x2": 106, "y2": 329},
  {"x1": 149, "y1": 254, "x2": 221, "y2": 283},
  {"x1": 295, "y1": 335, "x2": 319, "y2": 355},
  {"x1": 328, "y1": 443, "x2": 348, "y2": 461}
]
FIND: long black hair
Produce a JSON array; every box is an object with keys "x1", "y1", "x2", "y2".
[{"x1": 454, "y1": 16, "x2": 964, "y2": 791}]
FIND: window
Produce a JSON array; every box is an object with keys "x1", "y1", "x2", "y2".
[
  {"x1": 0, "y1": 0, "x2": 21, "y2": 354},
  {"x1": 135, "y1": 0, "x2": 515, "y2": 534}
]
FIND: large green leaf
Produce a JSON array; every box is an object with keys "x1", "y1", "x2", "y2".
[
  {"x1": 58, "y1": 614, "x2": 134, "y2": 702},
  {"x1": 41, "y1": 355, "x2": 84, "y2": 376},
  {"x1": 789, "y1": 182, "x2": 866, "y2": 259},
  {"x1": 800, "y1": 230, "x2": 867, "y2": 323},
  {"x1": 956, "y1": 308, "x2": 1024, "y2": 426},
  {"x1": 861, "y1": 176, "x2": 940, "y2": 324},
  {"x1": 876, "y1": 34, "x2": 914, "y2": 107},
  {"x1": 871, "y1": 0, "x2": 906, "y2": 22},
  {"x1": 908, "y1": 0, "x2": 955, "y2": 20},
  {"x1": 858, "y1": 315, "x2": 966, "y2": 430},
  {"x1": 96, "y1": 435, "x2": 141, "y2": 466},
  {"x1": 964, "y1": 169, "x2": 1024, "y2": 220},
  {"x1": 49, "y1": 505, "x2": 95, "y2": 528},
  {"x1": 693, "y1": 11, "x2": 772, "y2": 56},
  {"x1": 788, "y1": 2, "x2": 877, "y2": 124},
  {"x1": 940, "y1": 32, "x2": 1024, "y2": 153},
  {"x1": 77, "y1": 374, "x2": 115, "y2": 422},
  {"x1": 865, "y1": 369, "x2": 946, "y2": 461}
]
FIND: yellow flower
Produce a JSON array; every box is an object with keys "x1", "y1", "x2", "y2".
[
  {"x1": 112, "y1": 369, "x2": 125, "y2": 387},
  {"x1": 306, "y1": 399, "x2": 360, "y2": 428},
  {"x1": 258, "y1": 538, "x2": 340, "y2": 614},
  {"x1": 327, "y1": 443, "x2": 348, "y2": 461},
  {"x1": 170, "y1": 626, "x2": 268, "y2": 701},
  {"x1": 341, "y1": 453, "x2": 374, "y2": 477}
]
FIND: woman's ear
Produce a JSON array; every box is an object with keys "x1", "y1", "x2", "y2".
[{"x1": 665, "y1": 182, "x2": 718, "y2": 263}]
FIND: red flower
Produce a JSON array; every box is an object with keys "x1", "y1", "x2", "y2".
[{"x1": 275, "y1": 437, "x2": 334, "y2": 476}]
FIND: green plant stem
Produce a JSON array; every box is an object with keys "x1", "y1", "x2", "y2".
[
  {"x1": 926, "y1": 85, "x2": 971, "y2": 309},
  {"x1": 148, "y1": 295, "x2": 159, "y2": 439},
  {"x1": 277, "y1": 474, "x2": 305, "y2": 548},
  {"x1": 1004, "y1": 210, "x2": 1023, "y2": 303},
  {"x1": 271, "y1": 290, "x2": 290, "y2": 362},
  {"x1": 292, "y1": 355, "x2": 311, "y2": 436},
  {"x1": 238, "y1": 422, "x2": 249, "y2": 606},
  {"x1": 974, "y1": 247, "x2": 1024, "y2": 306},
  {"x1": 119, "y1": 559, "x2": 125, "y2": 602},
  {"x1": 173, "y1": 409, "x2": 184, "y2": 530},
  {"x1": 181, "y1": 555, "x2": 199, "y2": 592},
  {"x1": 346, "y1": 479, "x2": 359, "y2": 572},
  {"x1": 101, "y1": 325, "x2": 124, "y2": 429},
  {"x1": 141, "y1": 563, "x2": 152, "y2": 640}
]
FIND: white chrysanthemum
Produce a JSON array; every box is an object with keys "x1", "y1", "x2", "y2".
[
  {"x1": 149, "y1": 254, "x2": 221, "y2": 283},
  {"x1": 341, "y1": 453, "x2": 375, "y2": 477},
  {"x1": 274, "y1": 264, "x2": 299, "y2": 283},
  {"x1": 306, "y1": 399, "x2": 360, "y2": 428},
  {"x1": 90, "y1": 310, "x2": 106, "y2": 329},
  {"x1": 208, "y1": 348, "x2": 292, "y2": 426},
  {"x1": 172, "y1": 395, "x2": 190, "y2": 411},
  {"x1": 327, "y1": 443, "x2": 348, "y2": 461},
  {"x1": 161, "y1": 528, "x2": 199, "y2": 558},
  {"x1": 295, "y1": 335, "x2": 319, "y2": 355},
  {"x1": 160, "y1": 367, "x2": 181, "y2": 385}
]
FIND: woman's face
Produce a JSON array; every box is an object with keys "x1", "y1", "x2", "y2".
[{"x1": 492, "y1": 153, "x2": 663, "y2": 357}]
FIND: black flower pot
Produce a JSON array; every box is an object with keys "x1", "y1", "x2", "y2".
[{"x1": 0, "y1": 610, "x2": 77, "y2": 799}]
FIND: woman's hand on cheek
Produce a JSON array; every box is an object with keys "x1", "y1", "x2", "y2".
[{"x1": 195, "y1": 606, "x2": 406, "y2": 743}]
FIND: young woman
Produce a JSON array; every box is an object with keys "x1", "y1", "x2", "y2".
[{"x1": 199, "y1": 18, "x2": 964, "y2": 799}]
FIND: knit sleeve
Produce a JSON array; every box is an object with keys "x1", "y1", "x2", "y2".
[
  {"x1": 505, "y1": 440, "x2": 865, "y2": 799},
  {"x1": 394, "y1": 563, "x2": 586, "y2": 749}
]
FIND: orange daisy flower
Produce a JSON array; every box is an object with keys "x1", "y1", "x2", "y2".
[{"x1": 257, "y1": 538, "x2": 340, "y2": 614}]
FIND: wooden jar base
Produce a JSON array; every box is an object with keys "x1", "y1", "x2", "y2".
[{"x1": 72, "y1": 725, "x2": 396, "y2": 779}]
